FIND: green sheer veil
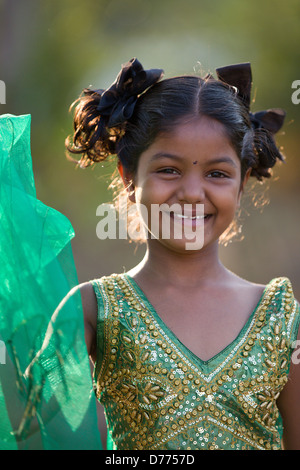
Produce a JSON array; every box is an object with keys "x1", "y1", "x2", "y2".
[{"x1": 0, "y1": 114, "x2": 102, "y2": 449}]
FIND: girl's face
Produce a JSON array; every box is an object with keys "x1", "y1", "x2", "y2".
[{"x1": 123, "y1": 116, "x2": 249, "y2": 253}]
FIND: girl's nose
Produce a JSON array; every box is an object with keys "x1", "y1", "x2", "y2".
[{"x1": 177, "y1": 173, "x2": 206, "y2": 204}]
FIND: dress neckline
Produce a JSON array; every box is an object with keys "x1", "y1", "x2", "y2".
[{"x1": 122, "y1": 273, "x2": 272, "y2": 368}]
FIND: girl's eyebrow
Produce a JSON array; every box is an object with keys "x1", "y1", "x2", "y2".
[
  {"x1": 207, "y1": 157, "x2": 238, "y2": 168},
  {"x1": 149, "y1": 152, "x2": 182, "y2": 162},
  {"x1": 150, "y1": 152, "x2": 238, "y2": 167}
]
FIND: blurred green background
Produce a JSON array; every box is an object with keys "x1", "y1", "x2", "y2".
[{"x1": 1, "y1": 0, "x2": 300, "y2": 298}]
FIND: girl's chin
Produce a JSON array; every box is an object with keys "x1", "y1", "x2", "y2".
[
  {"x1": 147, "y1": 234, "x2": 207, "y2": 253},
  {"x1": 142, "y1": 214, "x2": 233, "y2": 252}
]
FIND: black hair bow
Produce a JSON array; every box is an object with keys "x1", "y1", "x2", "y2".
[
  {"x1": 96, "y1": 58, "x2": 164, "y2": 128},
  {"x1": 216, "y1": 62, "x2": 286, "y2": 134}
]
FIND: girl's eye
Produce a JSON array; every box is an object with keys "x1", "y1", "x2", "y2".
[
  {"x1": 208, "y1": 170, "x2": 228, "y2": 178},
  {"x1": 157, "y1": 168, "x2": 179, "y2": 175}
]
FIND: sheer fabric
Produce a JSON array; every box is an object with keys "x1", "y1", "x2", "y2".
[{"x1": 0, "y1": 114, "x2": 102, "y2": 450}]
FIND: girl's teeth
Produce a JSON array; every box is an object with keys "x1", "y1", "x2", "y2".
[{"x1": 174, "y1": 214, "x2": 206, "y2": 219}]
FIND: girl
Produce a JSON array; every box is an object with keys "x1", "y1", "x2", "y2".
[{"x1": 67, "y1": 58, "x2": 300, "y2": 450}]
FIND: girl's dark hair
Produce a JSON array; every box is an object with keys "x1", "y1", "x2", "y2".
[{"x1": 66, "y1": 74, "x2": 284, "y2": 182}]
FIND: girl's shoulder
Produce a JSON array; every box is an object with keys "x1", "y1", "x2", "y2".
[
  {"x1": 259, "y1": 276, "x2": 300, "y2": 338},
  {"x1": 80, "y1": 281, "x2": 98, "y2": 331},
  {"x1": 241, "y1": 275, "x2": 298, "y2": 312},
  {"x1": 223, "y1": 273, "x2": 299, "y2": 330},
  {"x1": 259, "y1": 276, "x2": 297, "y2": 300},
  {"x1": 80, "y1": 274, "x2": 120, "y2": 321},
  {"x1": 232, "y1": 274, "x2": 296, "y2": 299}
]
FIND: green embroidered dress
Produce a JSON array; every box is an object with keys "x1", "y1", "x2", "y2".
[{"x1": 92, "y1": 274, "x2": 300, "y2": 450}]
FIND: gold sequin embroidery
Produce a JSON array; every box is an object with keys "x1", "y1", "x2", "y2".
[{"x1": 92, "y1": 275, "x2": 300, "y2": 450}]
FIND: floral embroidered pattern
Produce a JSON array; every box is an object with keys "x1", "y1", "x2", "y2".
[{"x1": 92, "y1": 275, "x2": 300, "y2": 450}]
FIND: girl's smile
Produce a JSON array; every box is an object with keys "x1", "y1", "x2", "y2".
[{"x1": 131, "y1": 116, "x2": 248, "y2": 252}]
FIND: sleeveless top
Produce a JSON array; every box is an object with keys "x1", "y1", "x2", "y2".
[{"x1": 91, "y1": 274, "x2": 300, "y2": 450}]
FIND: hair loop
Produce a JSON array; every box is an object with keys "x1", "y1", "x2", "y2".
[
  {"x1": 96, "y1": 58, "x2": 163, "y2": 128},
  {"x1": 66, "y1": 59, "x2": 163, "y2": 167},
  {"x1": 251, "y1": 127, "x2": 285, "y2": 180}
]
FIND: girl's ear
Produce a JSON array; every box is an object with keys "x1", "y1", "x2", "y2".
[
  {"x1": 237, "y1": 168, "x2": 251, "y2": 207},
  {"x1": 118, "y1": 161, "x2": 136, "y2": 203}
]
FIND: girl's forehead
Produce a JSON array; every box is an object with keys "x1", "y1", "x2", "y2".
[
  {"x1": 161, "y1": 116, "x2": 230, "y2": 140},
  {"x1": 142, "y1": 117, "x2": 239, "y2": 162}
]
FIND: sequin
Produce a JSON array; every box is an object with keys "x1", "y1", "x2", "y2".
[{"x1": 92, "y1": 275, "x2": 300, "y2": 450}]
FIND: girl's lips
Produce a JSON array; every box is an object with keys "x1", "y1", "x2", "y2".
[
  {"x1": 172, "y1": 213, "x2": 209, "y2": 220},
  {"x1": 164, "y1": 211, "x2": 212, "y2": 227}
]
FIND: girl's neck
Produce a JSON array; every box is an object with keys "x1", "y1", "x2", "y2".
[{"x1": 128, "y1": 240, "x2": 227, "y2": 289}]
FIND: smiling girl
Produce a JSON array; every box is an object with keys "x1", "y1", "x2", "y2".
[{"x1": 67, "y1": 59, "x2": 300, "y2": 450}]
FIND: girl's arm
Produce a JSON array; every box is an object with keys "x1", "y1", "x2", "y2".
[
  {"x1": 80, "y1": 283, "x2": 108, "y2": 448},
  {"x1": 80, "y1": 283, "x2": 98, "y2": 363},
  {"x1": 277, "y1": 325, "x2": 300, "y2": 450}
]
